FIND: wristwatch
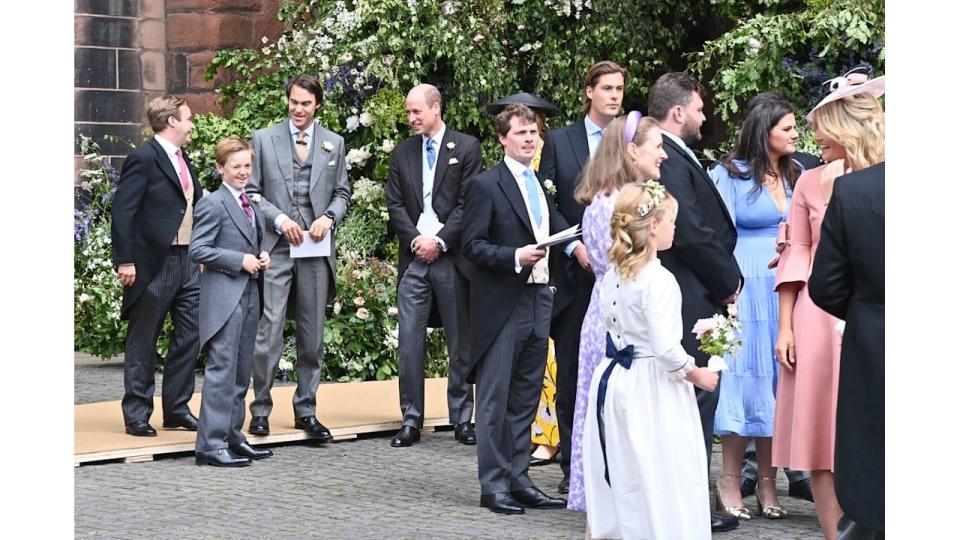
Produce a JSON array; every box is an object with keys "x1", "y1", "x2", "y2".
[{"x1": 323, "y1": 210, "x2": 337, "y2": 227}]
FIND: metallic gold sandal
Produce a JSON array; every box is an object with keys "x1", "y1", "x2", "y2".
[
  {"x1": 714, "y1": 474, "x2": 752, "y2": 520},
  {"x1": 756, "y1": 477, "x2": 788, "y2": 519}
]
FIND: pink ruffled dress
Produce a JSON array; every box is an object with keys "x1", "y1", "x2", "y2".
[{"x1": 771, "y1": 165, "x2": 843, "y2": 471}]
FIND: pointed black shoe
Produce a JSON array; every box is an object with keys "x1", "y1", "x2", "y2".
[
  {"x1": 229, "y1": 442, "x2": 273, "y2": 460},
  {"x1": 248, "y1": 416, "x2": 270, "y2": 436},
  {"x1": 511, "y1": 487, "x2": 567, "y2": 509},
  {"x1": 295, "y1": 416, "x2": 334, "y2": 442},
  {"x1": 390, "y1": 425, "x2": 420, "y2": 447},
  {"x1": 195, "y1": 448, "x2": 251, "y2": 467},
  {"x1": 125, "y1": 420, "x2": 157, "y2": 437},
  {"x1": 454, "y1": 422, "x2": 476, "y2": 445},
  {"x1": 480, "y1": 493, "x2": 525, "y2": 515},
  {"x1": 711, "y1": 512, "x2": 740, "y2": 532},
  {"x1": 162, "y1": 413, "x2": 199, "y2": 431}
]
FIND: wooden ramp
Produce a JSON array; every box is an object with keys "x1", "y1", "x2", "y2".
[{"x1": 75, "y1": 377, "x2": 453, "y2": 465}]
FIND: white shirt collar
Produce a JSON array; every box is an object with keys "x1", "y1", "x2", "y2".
[
  {"x1": 661, "y1": 129, "x2": 689, "y2": 151},
  {"x1": 422, "y1": 122, "x2": 446, "y2": 148},
  {"x1": 222, "y1": 182, "x2": 244, "y2": 203},
  {"x1": 504, "y1": 155, "x2": 534, "y2": 179},
  {"x1": 154, "y1": 134, "x2": 181, "y2": 156},
  {"x1": 288, "y1": 119, "x2": 316, "y2": 139}
]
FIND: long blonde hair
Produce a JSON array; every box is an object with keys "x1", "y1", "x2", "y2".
[
  {"x1": 574, "y1": 116, "x2": 660, "y2": 205},
  {"x1": 608, "y1": 182, "x2": 678, "y2": 279},
  {"x1": 812, "y1": 93, "x2": 885, "y2": 171}
]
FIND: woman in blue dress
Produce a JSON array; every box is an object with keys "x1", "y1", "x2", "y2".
[{"x1": 708, "y1": 93, "x2": 800, "y2": 521}]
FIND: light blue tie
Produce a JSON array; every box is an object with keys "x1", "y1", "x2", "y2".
[
  {"x1": 523, "y1": 169, "x2": 542, "y2": 226},
  {"x1": 425, "y1": 138, "x2": 436, "y2": 169}
]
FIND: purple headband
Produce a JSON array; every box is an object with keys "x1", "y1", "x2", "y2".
[{"x1": 623, "y1": 110, "x2": 643, "y2": 145}]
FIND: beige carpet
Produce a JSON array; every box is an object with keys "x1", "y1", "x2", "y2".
[{"x1": 75, "y1": 378, "x2": 453, "y2": 464}]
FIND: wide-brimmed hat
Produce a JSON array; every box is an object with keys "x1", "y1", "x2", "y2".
[
  {"x1": 806, "y1": 69, "x2": 885, "y2": 122},
  {"x1": 485, "y1": 92, "x2": 562, "y2": 117}
]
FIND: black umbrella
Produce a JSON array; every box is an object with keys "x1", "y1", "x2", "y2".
[{"x1": 485, "y1": 92, "x2": 562, "y2": 117}]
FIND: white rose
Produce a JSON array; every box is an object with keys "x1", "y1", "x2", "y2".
[
  {"x1": 333, "y1": 301, "x2": 342, "y2": 314},
  {"x1": 359, "y1": 112, "x2": 373, "y2": 127},
  {"x1": 322, "y1": 141, "x2": 334, "y2": 152},
  {"x1": 356, "y1": 307, "x2": 370, "y2": 320},
  {"x1": 388, "y1": 307, "x2": 399, "y2": 316},
  {"x1": 78, "y1": 293, "x2": 91, "y2": 303},
  {"x1": 346, "y1": 115, "x2": 360, "y2": 132},
  {"x1": 353, "y1": 296, "x2": 365, "y2": 307},
  {"x1": 381, "y1": 139, "x2": 396, "y2": 154}
]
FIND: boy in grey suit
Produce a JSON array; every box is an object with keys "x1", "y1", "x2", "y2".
[{"x1": 190, "y1": 137, "x2": 274, "y2": 467}]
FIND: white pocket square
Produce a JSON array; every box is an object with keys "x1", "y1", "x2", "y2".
[
  {"x1": 448, "y1": 157, "x2": 459, "y2": 164},
  {"x1": 328, "y1": 160, "x2": 336, "y2": 166}
]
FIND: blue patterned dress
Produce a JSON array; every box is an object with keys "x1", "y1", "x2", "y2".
[
  {"x1": 709, "y1": 161, "x2": 792, "y2": 437},
  {"x1": 567, "y1": 189, "x2": 617, "y2": 511}
]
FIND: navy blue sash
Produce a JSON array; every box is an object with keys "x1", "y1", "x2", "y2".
[{"x1": 596, "y1": 333, "x2": 637, "y2": 486}]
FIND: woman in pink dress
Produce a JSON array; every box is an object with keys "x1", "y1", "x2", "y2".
[{"x1": 772, "y1": 70, "x2": 885, "y2": 540}]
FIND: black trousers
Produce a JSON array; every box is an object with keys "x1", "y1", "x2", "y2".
[
  {"x1": 121, "y1": 248, "x2": 200, "y2": 424},
  {"x1": 549, "y1": 265, "x2": 594, "y2": 478}
]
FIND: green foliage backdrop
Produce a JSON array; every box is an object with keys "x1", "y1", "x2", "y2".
[{"x1": 74, "y1": 0, "x2": 883, "y2": 381}]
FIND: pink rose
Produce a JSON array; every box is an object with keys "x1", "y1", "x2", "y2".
[{"x1": 692, "y1": 317, "x2": 718, "y2": 340}]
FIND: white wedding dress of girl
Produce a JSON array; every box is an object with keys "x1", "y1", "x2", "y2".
[{"x1": 583, "y1": 258, "x2": 711, "y2": 539}]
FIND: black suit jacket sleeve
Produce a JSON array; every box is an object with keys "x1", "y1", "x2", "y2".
[
  {"x1": 461, "y1": 178, "x2": 519, "y2": 272},
  {"x1": 111, "y1": 150, "x2": 148, "y2": 266},
  {"x1": 385, "y1": 146, "x2": 420, "y2": 251},
  {"x1": 438, "y1": 135, "x2": 483, "y2": 251},
  {"x1": 807, "y1": 180, "x2": 852, "y2": 320},
  {"x1": 659, "y1": 153, "x2": 741, "y2": 302}
]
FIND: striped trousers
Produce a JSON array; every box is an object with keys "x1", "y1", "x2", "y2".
[{"x1": 121, "y1": 247, "x2": 200, "y2": 424}]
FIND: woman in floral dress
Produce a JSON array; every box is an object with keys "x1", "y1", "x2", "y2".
[{"x1": 566, "y1": 111, "x2": 670, "y2": 510}]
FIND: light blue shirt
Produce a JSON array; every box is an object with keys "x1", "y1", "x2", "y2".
[{"x1": 583, "y1": 114, "x2": 604, "y2": 158}]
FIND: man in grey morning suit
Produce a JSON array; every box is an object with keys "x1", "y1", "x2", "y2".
[
  {"x1": 386, "y1": 84, "x2": 482, "y2": 448},
  {"x1": 246, "y1": 74, "x2": 351, "y2": 439},
  {"x1": 111, "y1": 95, "x2": 202, "y2": 437},
  {"x1": 190, "y1": 137, "x2": 274, "y2": 467}
]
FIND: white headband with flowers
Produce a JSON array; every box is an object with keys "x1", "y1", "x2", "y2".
[{"x1": 637, "y1": 180, "x2": 667, "y2": 217}]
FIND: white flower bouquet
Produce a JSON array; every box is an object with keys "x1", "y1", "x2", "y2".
[{"x1": 691, "y1": 305, "x2": 742, "y2": 372}]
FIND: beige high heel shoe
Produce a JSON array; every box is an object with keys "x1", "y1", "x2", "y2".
[
  {"x1": 714, "y1": 474, "x2": 752, "y2": 520},
  {"x1": 756, "y1": 477, "x2": 788, "y2": 519}
]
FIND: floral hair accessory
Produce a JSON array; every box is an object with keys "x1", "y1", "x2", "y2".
[
  {"x1": 637, "y1": 180, "x2": 666, "y2": 217},
  {"x1": 806, "y1": 68, "x2": 886, "y2": 122},
  {"x1": 623, "y1": 110, "x2": 643, "y2": 145}
]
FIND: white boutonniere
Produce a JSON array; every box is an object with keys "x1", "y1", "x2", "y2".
[
  {"x1": 446, "y1": 141, "x2": 456, "y2": 150},
  {"x1": 250, "y1": 194, "x2": 262, "y2": 203},
  {"x1": 543, "y1": 179, "x2": 557, "y2": 196},
  {"x1": 448, "y1": 157, "x2": 459, "y2": 165},
  {"x1": 321, "y1": 140, "x2": 334, "y2": 152}
]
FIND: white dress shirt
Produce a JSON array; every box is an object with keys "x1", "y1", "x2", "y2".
[{"x1": 412, "y1": 123, "x2": 448, "y2": 253}]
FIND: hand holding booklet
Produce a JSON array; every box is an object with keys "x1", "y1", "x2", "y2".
[
  {"x1": 290, "y1": 231, "x2": 331, "y2": 258},
  {"x1": 536, "y1": 224, "x2": 581, "y2": 249}
]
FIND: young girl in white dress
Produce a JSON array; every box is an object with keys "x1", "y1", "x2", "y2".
[{"x1": 583, "y1": 181, "x2": 719, "y2": 539}]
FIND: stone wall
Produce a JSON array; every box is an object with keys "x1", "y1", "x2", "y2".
[{"x1": 74, "y1": 0, "x2": 283, "y2": 177}]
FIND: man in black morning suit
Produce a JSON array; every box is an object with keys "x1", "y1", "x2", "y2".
[
  {"x1": 537, "y1": 60, "x2": 626, "y2": 493},
  {"x1": 647, "y1": 73, "x2": 742, "y2": 533},
  {"x1": 386, "y1": 84, "x2": 483, "y2": 448},
  {"x1": 461, "y1": 104, "x2": 569, "y2": 515},
  {"x1": 111, "y1": 95, "x2": 203, "y2": 436},
  {"x1": 808, "y1": 162, "x2": 885, "y2": 540}
]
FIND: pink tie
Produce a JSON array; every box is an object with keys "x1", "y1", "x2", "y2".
[
  {"x1": 175, "y1": 149, "x2": 190, "y2": 192},
  {"x1": 239, "y1": 192, "x2": 254, "y2": 224}
]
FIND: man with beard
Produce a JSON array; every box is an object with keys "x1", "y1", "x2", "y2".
[{"x1": 647, "y1": 72, "x2": 742, "y2": 533}]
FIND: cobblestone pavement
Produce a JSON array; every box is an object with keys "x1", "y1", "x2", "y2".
[{"x1": 75, "y1": 355, "x2": 824, "y2": 539}]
